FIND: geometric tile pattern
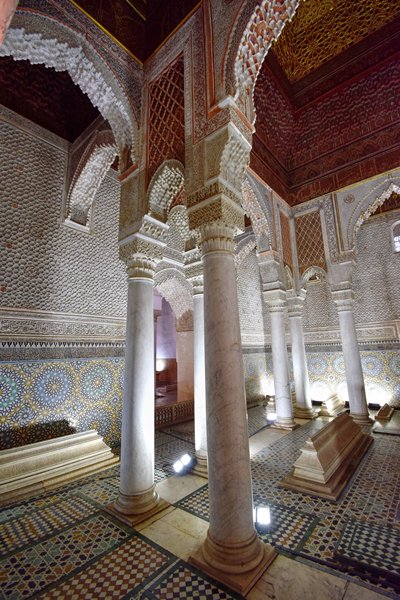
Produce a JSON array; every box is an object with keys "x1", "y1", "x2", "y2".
[
  {"x1": 177, "y1": 420, "x2": 400, "y2": 596},
  {"x1": 335, "y1": 519, "x2": 400, "y2": 578},
  {"x1": 254, "y1": 502, "x2": 318, "y2": 553},
  {"x1": 295, "y1": 211, "x2": 327, "y2": 275},
  {"x1": 247, "y1": 405, "x2": 272, "y2": 437},
  {"x1": 0, "y1": 357, "x2": 124, "y2": 449},
  {"x1": 41, "y1": 535, "x2": 174, "y2": 599},
  {"x1": 0, "y1": 515, "x2": 129, "y2": 598},
  {"x1": 143, "y1": 561, "x2": 243, "y2": 599},
  {"x1": 1, "y1": 418, "x2": 399, "y2": 599},
  {"x1": 177, "y1": 484, "x2": 209, "y2": 521},
  {"x1": 0, "y1": 496, "x2": 97, "y2": 556},
  {"x1": 148, "y1": 55, "x2": 185, "y2": 181},
  {"x1": 74, "y1": 480, "x2": 119, "y2": 506}
]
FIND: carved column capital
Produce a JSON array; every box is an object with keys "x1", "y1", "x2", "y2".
[
  {"x1": 119, "y1": 214, "x2": 167, "y2": 273},
  {"x1": 263, "y1": 289, "x2": 287, "y2": 313},
  {"x1": 257, "y1": 250, "x2": 286, "y2": 292},
  {"x1": 126, "y1": 257, "x2": 156, "y2": 280},
  {"x1": 332, "y1": 288, "x2": 354, "y2": 312},
  {"x1": 287, "y1": 288, "x2": 306, "y2": 317},
  {"x1": 199, "y1": 224, "x2": 236, "y2": 256},
  {"x1": 190, "y1": 275, "x2": 204, "y2": 296},
  {"x1": 188, "y1": 193, "x2": 245, "y2": 233}
]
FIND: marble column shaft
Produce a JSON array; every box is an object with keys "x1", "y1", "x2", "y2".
[
  {"x1": 288, "y1": 292, "x2": 315, "y2": 418},
  {"x1": 116, "y1": 260, "x2": 159, "y2": 514},
  {"x1": 265, "y1": 290, "x2": 297, "y2": 429},
  {"x1": 193, "y1": 287, "x2": 208, "y2": 476},
  {"x1": 333, "y1": 289, "x2": 371, "y2": 423},
  {"x1": 200, "y1": 224, "x2": 264, "y2": 573}
]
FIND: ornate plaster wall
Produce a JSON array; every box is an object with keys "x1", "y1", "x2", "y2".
[{"x1": 0, "y1": 109, "x2": 127, "y2": 448}]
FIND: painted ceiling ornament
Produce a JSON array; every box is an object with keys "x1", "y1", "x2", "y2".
[
  {"x1": 234, "y1": 0, "x2": 301, "y2": 120},
  {"x1": 0, "y1": 27, "x2": 134, "y2": 152},
  {"x1": 273, "y1": 0, "x2": 400, "y2": 83},
  {"x1": 343, "y1": 194, "x2": 355, "y2": 204}
]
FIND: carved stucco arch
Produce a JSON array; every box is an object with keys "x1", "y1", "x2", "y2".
[
  {"x1": 154, "y1": 268, "x2": 193, "y2": 320},
  {"x1": 67, "y1": 130, "x2": 117, "y2": 227},
  {"x1": 220, "y1": 132, "x2": 251, "y2": 194},
  {"x1": 284, "y1": 264, "x2": 294, "y2": 290},
  {"x1": 301, "y1": 266, "x2": 327, "y2": 286},
  {"x1": 1, "y1": 16, "x2": 136, "y2": 154},
  {"x1": 241, "y1": 176, "x2": 272, "y2": 251},
  {"x1": 346, "y1": 178, "x2": 400, "y2": 250},
  {"x1": 235, "y1": 233, "x2": 256, "y2": 269},
  {"x1": 147, "y1": 160, "x2": 185, "y2": 221},
  {"x1": 224, "y1": 0, "x2": 300, "y2": 122}
]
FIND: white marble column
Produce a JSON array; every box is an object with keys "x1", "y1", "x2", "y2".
[
  {"x1": 192, "y1": 280, "x2": 208, "y2": 477},
  {"x1": 287, "y1": 290, "x2": 317, "y2": 419},
  {"x1": 108, "y1": 258, "x2": 168, "y2": 525},
  {"x1": 264, "y1": 290, "x2": 298, "y2": 430},
  {"x1": 190, "y1": 224, "x2": 275, "y2": 594},
  {"x1": 332, "y1": 289, "x2": 372, "y2": 424}
]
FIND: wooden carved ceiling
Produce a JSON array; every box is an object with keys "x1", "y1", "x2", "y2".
[
  {"x1": 71, "y1": 0, "x2": 201, "y2": 61},
  {"x1": 0, "y1": 58, "x2": 100, "y2": 142},
  {"x1": 252, "y1": 0, "x2": 400, "y2": 205},
  {"x1": 271, "y1": 0, "x2": 400, "y2": 83}
]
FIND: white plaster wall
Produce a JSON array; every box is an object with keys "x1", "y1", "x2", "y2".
[
  {"x1": 176, "y1": 330, "x2": 194, "y2": 402},
  {"x1": 156, "y1": 298, "x2": 176, "y2": 359},
  {"x1": 0, "y1": 118, "x2": 127, "y2": 318},
  {"x1": 352, "y1": 211, "x2": 400, "y2": 323},
  {"x1": 237, "y1": 250, "x2": 269, "y2": 344},
  {"x1": 302, "y1": 211, "x2": 400, "y2": 330}
]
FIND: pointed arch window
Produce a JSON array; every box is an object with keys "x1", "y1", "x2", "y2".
[{"x1": 392, "y1": 221, "x2": 400, "y2": 252}]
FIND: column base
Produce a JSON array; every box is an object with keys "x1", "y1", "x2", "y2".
[
  {"x1": 272, "y1": 416, "x2": 299, "y2": 430},
  {"x1": 294, "y1": 406, "x2": 319, "y2": 420},
  {"x1": 189, "y1": 535, "x2": 276, "y2": 595},
  {"x1": 106, "y1": 486, "x2": 170, "y2": 527},
  {"x1": 350, "y1": 412, "x2": 374, "y2": 425},
  {"x1": 192, "y1": 454, "x2": 208, "y2": 478}
]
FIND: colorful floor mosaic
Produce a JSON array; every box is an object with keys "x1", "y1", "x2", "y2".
[
  {"x1": 0, "y1": 410, "x2": 267, "y2": 600},
  {"x1": 2, "y1": 411, "x2": 399, "y2": 599},
  {"x1": 176, "y1": 419, "x2": 400, "y2": 598}
]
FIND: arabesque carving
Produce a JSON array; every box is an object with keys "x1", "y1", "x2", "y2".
[
  {"x1": 235, "y1": 235, "x2": 256, "y2": 269},
  {"x1": 68, "y1": 142, "x2": 117, "y2": 226},
  {"x1": 220, "y1": 133, "x2": 251, "y2": 194},
  {"x1": 302, "y1": 266, "x2": 327, "y2": 285},
  {"x1": 352, "y1": 182, "x2": 400, "y2": 249},
  {"x1": 1, "y1": 27, "x2": 134, "y2": 150},
  {"x1": 148, "y1": 161, "x2": 185, "y2": 220},
  {"x1": 233, "y1": 0, "x2": 300, "y2": 120},
  {"x1": 155, "y1": 269, "x2": 193, "y2": 319},
  {"x1": 242, "y1": 178, "x2": 271, "y2": 251}
]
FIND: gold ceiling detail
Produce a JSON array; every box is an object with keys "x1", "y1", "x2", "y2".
[{"x1": 273, "y1": 0, "x2": 400, "y2": 82}]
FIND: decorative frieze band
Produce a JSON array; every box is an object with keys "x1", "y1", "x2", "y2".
[
  {"x1": 199, "y1": 224, "x2": 236, "y2": 255},
  {"x1": 0, "y1": 309, "x2": 126, "y2": 342},
  {"x1": 188, "y1": 193, "x2": 244, "y2": 232}
]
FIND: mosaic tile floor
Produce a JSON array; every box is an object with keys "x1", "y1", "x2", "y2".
[
  {"x1": 177, "y1": 419, "x2": 400, "y2": 598},
  {"x1": 0, "y1": 407, "x2": 269, "y2": 600},
  {"x1": 1, "y1": 410, "x2": 398, "y2": 599}
]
